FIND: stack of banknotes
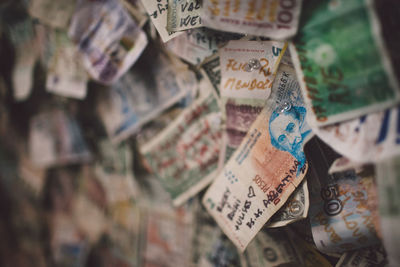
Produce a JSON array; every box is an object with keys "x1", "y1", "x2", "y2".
[{"x1": 0, "y1": 0, "x2": 399, "y2": 266}]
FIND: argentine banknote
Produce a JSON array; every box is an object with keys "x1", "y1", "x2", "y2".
[
  {"x1": 335, "y1": 245, "x2": 388, "y2": 267},
  {"x1": 68, "y1": 0, "x2": 148, "y2": 84},
  {"x1": 97, "y1": 53, "x2": 194, "y2": 144},
  {"x1": 29, "y1": 109, "x2": 92, "y2": 168},
  {"x1": 376, "y1": 156, "x2": 400, "y2": 267},
  {"x1": 141, "y1": 90, "x2": 223, "y2": 206},
  {"x1": 202, "y1": 62, "x2": 312, "y2": 251},
  {"x1": 220, "y1": 40, "x2": 286, "y2": 163},
  {"x1": 201, "y1": 53, "x2": 222, "y2": 97},
  {"x1": 29, "y1": 0, "x2": 76, "y2": 29},
  {"x1": 202, "y1": 0, "x2": 303, "y2": 39},
  {"x1": 314, "y1": 105, "x2": 400, "y2": 164},
  {"x1": 140, "y1": 0, "x2": 182, "y2": 42},
  {"x1": 46, "y1": 31, "x2": 88, "y2": 100},
  {"x1": 305, "y1": 138, "x2": 380, "y2": 254},
  {"x1": 167, "y1": 0, "x2": 202, "y2": 32},
  {"x1": 290, "y1": 0, "x2": 400, "y2": 127}
]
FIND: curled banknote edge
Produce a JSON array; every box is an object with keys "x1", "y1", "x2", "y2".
[
  {"x1": 267, "y1": 179, "x2": 309, "y2": 228},
  {"x1": 202, "y1": 0, "x2": 303, "y2": 40},
  {"x1": 69, "y1": 0, "x2": 148, "y2": 84},
  {"x1": 313, "y1": 105, "x2": 400, "y2": 164},
  {"x1": 290, "y1": 0, "x2": 400, "y2": 127},
  {"x1": 306, "y1": 138, "x2": 380, "y2": 254},
  {"x1": 202, "y1": 63, "x2": 313, "y2": 251}
]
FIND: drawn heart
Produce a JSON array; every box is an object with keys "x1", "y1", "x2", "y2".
[{"x1": 248, "y1": 186, "x2": 256, "y2": 198}]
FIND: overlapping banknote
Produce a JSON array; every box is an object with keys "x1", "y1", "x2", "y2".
[
  {"x1": 376, "y1": 156, "x2": 400, "y2": 267},
  {"x1": 290, "y1": 0, "x2": 400, "y2": 126},
  {"x1": 305, "y1": 138, "x2": 380, "y2": 254},
  {"x1": 141, "y1": 86, "x2": 223, "y2": 206},
  {"x1": 29, "y1": 0, "x2": 76, "y2": 29},
  {"x1": 97, "y1": 52, "x2": 195, "y2": 144},
  {"x1": 313, "y1": 105, "x2": 400, "y2": 164},
  {"x1": 140, "y1": 0, "x2": 182, "y2": 42},
  {"x1": 68, "y1": 0, "x2": 148, "y2": 84},
  {"x1": 202, "y1": 0, "x2": 303, "y2": 39},
  {"x1": 167, "y1": 0, "x2": 202, "y2": 32},
  {"x1": 202, "y1": 62, "x2": 313, "y2": 251}
]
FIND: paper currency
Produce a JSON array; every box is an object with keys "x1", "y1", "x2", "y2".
[
  {"x1": 97, "y1": 53, "x2": 194, "y2": 144},
  {"x1": 290, "y1": 0, "x2": 400, "y2": 126},
  {"x1": 376, "y1": 156, "x2": 400, "y2": 267},
  {"x1": 68, "y1": 0, "x2": 148, "y2": 84},
  {"x1": 29, "y1": 109, "x2": 92, "y2": 168},
  {"x1": 140, "y1": 203, "x2": 194, "y2": 267},
  {"x1": 202, "y1": 62, "x2": 312, "y2": 251},
  {"x1": 120, "y1": 0, "x2": 148, "y2": 27},
  {"x1": 201, "y1": 53, "x2": 222, "y2": 97},
  {"x1": 167, "y1": 0, "x2": 202, "y2": 32},
  {"x1": 219, "y1": 40, "x2": 286, "y2": 162},
  {"x1": 29, "y1": 0, "x2": 76, "y2": 29},
  {"x1": 46, "y1": 31, "x2": 88, "y2": 100},
  {"x1": 240, "y1": 228, "x2": 302, "y2": 267},
  {"x1": 306, "y1": 138, "x2": 380, "y2": 254},
  {"x1": 202, "y1": 0, "x2": 303, "y2": 39},
  {"x1": 267, "y1": 180, "x2": 309, "y2": 228},
  {"x1": 94, "y1": 140, "x2": 138, "y2": 205},
  {"x1": 166, "y1": 28, "x2": 242, "y2": 65},
  {"x1": 140, "y1": 0, "x2": 182, "y2": 42},
  {"x1": 335, "y1": 245, "x2": 388, "y2": 267},
  {"x1": 286, "y1": 228, "x2": 333, "y2": 267},
  {"x1": 314, "y1": 105, "x2": 400, "y2": 164},
  {"x1": 328, "y1": 157, "x2": 364, "y2": 175},
  {"x1": 141, "y1": 90, "x2": 222, "y2": 206},
  {"x1": 4, "y1": 15, "x2": 39, "y2": 101},
  {"x1": 191, "y1": 207, "x2": 242, "y2": 267}
]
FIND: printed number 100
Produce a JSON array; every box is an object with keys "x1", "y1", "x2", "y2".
[{"x1": 277, "y1": 0, "x2": 296, "y2": 29}]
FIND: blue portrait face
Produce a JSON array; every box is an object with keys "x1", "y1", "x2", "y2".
[{"x1": 269, "y1": 106, "x2": 309, "y2": 169}]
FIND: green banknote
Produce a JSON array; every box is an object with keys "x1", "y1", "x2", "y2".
[
  {"x1": 141, "y1": 91, "x2": 222, "y2": 206},
  {"x1": 291, "y1": 0, "x2": 399, "y2": 126}
]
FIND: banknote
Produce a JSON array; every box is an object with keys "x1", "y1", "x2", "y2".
[
  {"x1": 201, "y1": 53, "x2": 222, "y2": 97},
  {"x1": 29, "y1": 0, "x2": 76, "y2": 29},
  {"x1": 290, "y1": 0, "x2": 400, "y2": 127},
  {"x1": 97, "y1": 52, "x2": 194, "y2": 144},
  {"x1": 328, "y1": 157, "x2": 363, "y2": 175},
  {"x1": 219, "y1": 40, "x2": 287, "y2": 163},
  {"x1": 68, "y1": 0, "x2": 148, "y2": 84},
  {"x1": 119, "y1": 0, "x2": 148, "y2": 27},
  {"x1": 202, "y1": 0, "x2": 303, "y2": 39},
  {"x1": 140, "y1": 0, "x2": 182, "y2": 42},
  {"x1": 166, "y1": 28, "x2": 242, "y2": 65},
  {"x1": 376, "y1": 156, "x2": 400, "y2": 267},
  {"x1": 141, "y1": 90, "x2": 222, "y2": 206},
  {"x1": 240, "y1": 228, "x2": 302, "y2": 267},
  {"x1": 28, "y1": 109, "x2": 92, "y2": 168},
  {"x1": 167, "y1": 0, "x2": 202, "y2": 32},
  {"x1": 94, "y1": 140, "x2": 138, "y2": 205},
  {"x1": 202, "y1": 62, "x2": 312, "y2": 251},
  {"x1": 139, "y1": 202, "x2": 194, "y2": 267},
  {"x1": 191, "y1": 206, "x2": 242, "y2": 267},
  {"x1": 286, "y1": 228, "x2": 333, "y2": 267},
  {"x1": 314, "y1": 105, "x2": 400, "y2": 164},
  {"x1": 46, "y1": 31, "x2": 88, "y2": 100},
  {"x1": 267, "y1": 179, "x2": 309, "y2": 228},
  {"x1": 305, "y1": 138, "x2": 380, "y2": 254},
  {"x1": 4, "y1": 15, "x2": 39, "y2": 101},
  {"x1": 335, "y1": 245, "x2": 388, "y2": 267}
]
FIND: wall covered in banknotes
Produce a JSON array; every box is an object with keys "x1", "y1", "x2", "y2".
[{"x1": 0, "y1": 0, "x2": 399, "y2": 266}]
